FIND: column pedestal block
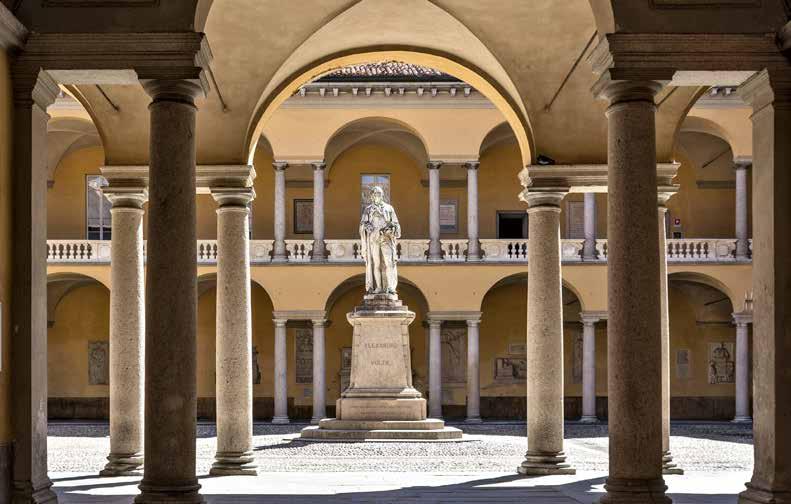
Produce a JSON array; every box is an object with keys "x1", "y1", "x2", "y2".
[
  {"x1": 579, "y1": 416, "x2": 598, "y2": 424},
  {"x1": 209, "y1": 451, "x2": 257, "y2": 476},
  {"x1": 518, "y1": 451, "x2": 576, "y2": 476},
  {"x1": 662, "y1": 450, "x2": 684, "y2": 475},
  {"x1": 301, "y1": 295, "x2": 461, "y2": 441},
  {"x1": 599, "y1": 477, "x2": 671, "y2": 504},
  {"x1": 740, "y1": 484, "x2": 791, "y2": 504},
  {"x1": 101, "y1": 452, "x2": 144, "y2": 477}
]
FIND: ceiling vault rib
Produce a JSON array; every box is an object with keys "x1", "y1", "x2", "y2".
[{"x1": 544, "y1": 31, "x2": 597, "y2": 112}]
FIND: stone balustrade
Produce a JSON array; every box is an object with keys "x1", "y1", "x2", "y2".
[{"x1": 45, "y1": 238, "x2": 748, "y2": 264}]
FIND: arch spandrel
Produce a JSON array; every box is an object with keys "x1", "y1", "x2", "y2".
[{"x1": 668, "y1": 265, "x2": 752, "y2": 313}]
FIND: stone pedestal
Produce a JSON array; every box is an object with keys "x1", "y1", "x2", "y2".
[{"x1": 301, "y1": 295, "x2": 461, "y2": 441}]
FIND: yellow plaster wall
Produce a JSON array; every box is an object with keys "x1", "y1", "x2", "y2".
[
  {"x1": 0, "y1": 49, "x2": 12, "y2": 443},
  {"x1": 47, "y1": 146, "x2": 104, "y2": 239},
  {"x1": 47, "y1": 283, "x2": 110, "y2": 397}
]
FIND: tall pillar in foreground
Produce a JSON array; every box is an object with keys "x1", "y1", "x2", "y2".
[
  {"x1": 211, "y1": 187, "x2": 256, "y2": 476},
  {"x1": 465, "y1": 317, "x2": 482, "y2": 423},
  {"x1": 734, "y1": 160, "x2": 751, "y2": 260},
  {"x1": 10, "y1": 71, "x2": 59, "y2": 504},
  {"x1": 594, "y1": 75, "x2": 668, "y2": 503},
  {"x1": 312, "y1": 161, "x2": 326, "y2": 261},
  {"x1": 579, "y1": 312, "x2": 600, "y2": 423},
  {"x1": 137, "y1": 79, "x2": 204, "y2": 503},
  {"x1": 737, "y1": 67, "x2": 791, "y2": 504},
  {"x1": 428, "y1": 319, "x2": 443, "y2": 417},
  {"x1": 466, "y1": 161, "x2": 481, "y2": 261},
  {"x1": 311, "y1": 319, "x2": 327, "y2": 424},
  {"x1": 583, "y1": 193, "x2": 597, "y2": 260},
  {"x1": 428, "y1": 161, "x2": 442, "y2": 261},
  {"x1": 101, "y1": 186, "x2": 147, "y2": 477},
  {"x1": 732, "y1": 311, "x2": 752, "y2": 423},
  {"x1": 272, "y1": 162, "x2": 288, "y2": 262},
  {"x1": 658, "y1": 191, "x2": 682, "y2": 475},
  {"x1": 519, "y1": 191, "x2": 574, "y2": 476},
  {"x1": 272, "y1": 318, "x2": 289, "y2": 424}
]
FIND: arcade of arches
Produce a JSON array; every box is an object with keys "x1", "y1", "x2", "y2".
[{"x1": 2, "y1": 1, "x2": 791, "y2": 503}]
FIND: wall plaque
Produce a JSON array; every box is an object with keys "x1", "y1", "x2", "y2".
[
  {"x1": 572, "y1": 334, "x2": 583, "y2": 384},
  {"x1": 252, "y1": 345, "x2": 262, "y2": 385},
  {"x1": 494, "y1": 357, "x2": 526, "y2": 383},
  {"x1": 439, "y1": 199, "x2": 458, "y2": 233},
  {"x1": 676, "y1": 349, "x2": 691, "y2": 380},
  {"x1": 293, "y1": 199, "x2": 314, "y2": 234},
  {"x1": 295, "y1": 328, "x2": 313, "y2": 384},
  {"x1": 441, "y1": 327, "x2": 466, "y2": 385},
  {"x1": 708, "y1": 342, "x2": 735, "y2": 384},
  {"x1": 88, "y1": 341, "x2": 109, "y2": 385}
]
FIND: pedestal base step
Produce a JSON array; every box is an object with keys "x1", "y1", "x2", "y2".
[{"x1": 300, "y1": 419, "x2": 463, "y2": 441}]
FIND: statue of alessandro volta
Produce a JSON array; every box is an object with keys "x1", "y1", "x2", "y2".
[{"x1": 360, "y1": 186, "x2": 401, "y2": 295}]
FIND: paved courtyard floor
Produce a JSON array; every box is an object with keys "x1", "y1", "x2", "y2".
[{"x1": 50, "y1": 421, "x2": 753, "y2": 503}]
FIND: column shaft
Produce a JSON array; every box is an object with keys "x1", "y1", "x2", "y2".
[
  {"x1": 311, "y1": 321, "x2": 327, "y2": 424},
  {"x1": 272, "y1": 319, "x2": 289, "y2": 424},
  {"x1": 465, "y1": 319, "x2": 481, "y2": 423},
  {"x1": 596, "y1": 77, "x2": 668, "y2": 503},
  {"x1": 580, "y1": 317, "x2": 597, "y2": 422},
  {"x1": 10, "y1": 73, "x2": 58, "y2": 504},
  {"x1": 428, "y1": 320, "x2": 442, "y2": 417},
  {"x1": 428, "y1": 162, "x2": 442, "y2": 261},
  {"x1": 272, "y1": 162, "x2": 287, "y2": 261},
  {"x1": 583, "y1": 192, "x2": 597, "y2": 260},
  {"x1": 102, "y1": 194, "x2": 147, "y2": 477},
  {"x1": 312, "y1": 162, "x2": 326, "y2": 261},
  {"x1": 137, "y1": 79, "x2": 203, "y2": 504},
  {"x1": 519, "y1": 192, "x2": 574, "y2": 475},
  {"x1": 466, "y1": 161, "x2": 480, "y2": 261},
  {"x1": 735, "y1": 162, "x2": 750, "y2": 259},
  {"x1": 733, "y1": 314, "x2": 752, "y2": 422},
  {"x1": 211, "y1": 190, "x2": 256, "y2": 476}
]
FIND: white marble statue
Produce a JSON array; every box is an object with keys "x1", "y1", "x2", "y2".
[{"x1": 360, "y1": 186, "x2": 401, "y2": 295}]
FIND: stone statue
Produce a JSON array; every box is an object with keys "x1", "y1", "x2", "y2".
[{"x1": 360, "y1": 186, "x2": 401, "y2": 295}]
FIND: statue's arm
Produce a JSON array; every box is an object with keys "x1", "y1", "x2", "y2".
[{"x1": 390, "y1": 207, "x2": 401, "y2": 239}]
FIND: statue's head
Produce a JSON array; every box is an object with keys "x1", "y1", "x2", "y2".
[{"x1": 370, "y1": 186, "x2": 384, "y2": 204}]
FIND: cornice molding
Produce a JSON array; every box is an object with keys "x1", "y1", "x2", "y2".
[
  {"x1": 100, "y1": 164, "x2": 256, "y2": 193},
  {"x1": 524, "y1": 163, "x2": 680, "y2": 193},
  {"x1": 426, "y1": 311, "x2": 482, "y2": 322},
  {"x1": 272, "y1": 310, "x2": 328, "y2": 322},
  {"x1": 0, "y1": 2, "x2": 27, "y2": 51}
]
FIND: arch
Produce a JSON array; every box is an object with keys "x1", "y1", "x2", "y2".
[
  {"x1": 323, "y1": 117, "x2": 429, "y2": 175},
  {"x1": 668, "y1": 271, "x2": 737, "y2": 312},
  {"x1": 479, "y1": 272, "x2": 585, "y2": 313},
  {"x1": 479, "y1": 122, "x2": 517, "y2": 158},
  {"x1": 324, "y1": 273, "x2": 429, "y2": 315},
  {"x1": 47, "y1": 273, "x2": 109, "y2": 328},
  {"x1": 679, "y1": 116, "x2": 735, "y2": 156},
  {"x1": 47, "y1": 116, "x2": 103, "y2": 185},
  {"x1": 241, "y1": 0, "x2": 533, "y2": 167}
]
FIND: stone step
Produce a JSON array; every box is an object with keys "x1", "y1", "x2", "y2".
[
  {"x1": 300, "y1": 425, "x2": 463, "y2": 441},
  {"x1": 317, "y1": 418, "x2": 446, "y2": 430}
]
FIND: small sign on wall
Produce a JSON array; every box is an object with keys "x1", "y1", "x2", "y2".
[
  {"x1": 439, "y1": 199, "x2": 458, "y2": 233},
  {"x1": 676, "y1": 349, "x2": 690, "y2": 380}
]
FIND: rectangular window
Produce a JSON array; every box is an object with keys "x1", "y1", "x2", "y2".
[
  {"x1": 361, "y1": 174, "x2": 391, "y2": 214},
  {"x1": 86, "y1": 175, "x2": 112, "y2": 240},
  {"x1": 497, "y1": 211, "x2": 528, "y2": 239}
]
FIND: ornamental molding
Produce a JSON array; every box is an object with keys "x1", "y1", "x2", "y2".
[
  {"x1": 426, "y1": 311, "x2": 482, "y2": 322},
  {"x1": 100, "y1": 164, "x2": 256, "y2": 193},
  {"x1": 0, "y1": 2, "x2": 27, "y2": 50},
  {"x1": 523, "y1": 163, "x2": 680, "y2": 194},
  {"x1": 272, "y1": 310, "x2": 328, "y2": 322}
]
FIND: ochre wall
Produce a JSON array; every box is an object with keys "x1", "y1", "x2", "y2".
[
  {"x1": 0, "y1": 49, "x2": 12, "y2": 444},
  {"x1": 47, "y1": 283, "x2": 110, "y2": 397},
  {"x1": 47, "y1": 145, "x2": 104, "y2": 239}
]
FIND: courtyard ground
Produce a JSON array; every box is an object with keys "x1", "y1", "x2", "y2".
[{"x1": 51, "y1": 421, "x2": 753, "y2": 503}]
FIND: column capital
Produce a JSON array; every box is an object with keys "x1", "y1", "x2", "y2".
[
  {"x1": 733, "y1": 157, "x2": 752, "y2": 171},
  {"x1": 464, "y1": 160, "x2": 480, "y2": 171},
  {"x1": 739, "y1": 69, "x2": 791, "y2": 110},
  {"x1": 311, "y1": 319, "x2": 328, "y2": 328},
  {"x1": 13, "y1": 69, "x2": 59, "y2": 109},
  {"x1": 211, "y1": 187, "x2": 255, "y2": 208},
  {"x1": 105, "y1": 188, "x2": 148, "y2": 210},
  {"x1": 311, "y1": 161, "x2": 326, "y2": 171},
  {"x1": 592, "y1": 72, "x2": 664, "y2": 107},
  {"x1": 273, "y1": 161, "x2": 288, "y2": 172},
  {"x1": 141, "y1": 79, "x2": 204, "y2": 104},
  {"x1": 273, "y1": 318, "x2": 288, "y2": 328},
  {"x1": 657, "y1": 191, "x2": 676, "y2": 209},
  {"x1": 732, "y1": 311, "x2": 753, "y2": 326},
  {"x1": 580, "y1": 311, "x2": 607, "y2": 325},
  {"x1": 427, "y1": 160, "x2": 443, "y2": 171},
  {"x1": 523, "y1": 191, "x2": 565, "y2": 212}
]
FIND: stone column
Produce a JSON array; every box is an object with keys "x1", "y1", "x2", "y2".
[
  {"x1": 101, "y1": 189, "x2": 147, "y2": 477},
  {"x1": 580, "y1": 313, "x2": 599, "y2": 423},
  {"x1": 732, "y1": 312, "x2": 752, "y2": 423},
  {"x1": 466, "y1": 161, "x2": 481, "y2": 261},
  {"x1": 594, "y1": 76, "x2": 668, "y2": 502},
  {"x1": 737, "y1": 68, "x2": 791, "y2": 504},
  {"x1": 137, "y1": 79, "x2": 204, "y2": 503},
  {"x1": 311, "y1": 319, "x2": 327, "y2": 424},
  {"x1": 211, "y1": 188, "x2": 256, "y2": 476},
  {"x1": 734, "y1": 160, "x2": 751, "y2": 260},
  {"x1": 428, "y1": 161, "x2": 443, "y2": 261},
  {"x1": 658, "y1": 192, "x2": 682, "y2": 475},
  {"x1": 583, "y1": 193, "x2": 597, "y2": 260},
  {"x1": 519, "y1": 191, "x2": 574, "y2": 476},
  {"x1": 272, "y1": 318, "x2": 289, "y2": 424},
  {"x1": 272, "y1": 162, "x2": 288, "y2": 262},
  {"x1": 10, "y1": 72, "x2": 59, "y2": 504},
  {"x1": 465, "y1": 317, "x2": 482, "y2": 423},
  {"x1": 312, "y1": 161, "x2": 326, "y2": 262},
  {"x1": 428, "y1": 319, "x2": 443, "y2": 418}
]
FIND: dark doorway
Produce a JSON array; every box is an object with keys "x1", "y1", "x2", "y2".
[{"x1": 497, "y1": 211, "x2": 528, "y2": 239}]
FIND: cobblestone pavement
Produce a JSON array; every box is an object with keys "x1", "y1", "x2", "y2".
[{"x1": 50, "y1": 421, "x2": 754, "y2": 503}]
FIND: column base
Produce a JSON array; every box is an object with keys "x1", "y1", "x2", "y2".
[
  {"x1": 100, "y1": 452, "x2": 144, "y2": 477},
  {"x1": 271, "y1": 256, "x2": 288, "y2": 263},
  {"x1": 739, "y1": 482, "x2": 791, "y2": 504},
  {"x1": 579, "y1": 415, "x2": 599, "y2": 423},
  {"x1": 210, "y1": 451, "x2": 257, "y2": 476},
  {"x1": 464, "y1": 416, "x2": 482, "y2": 424},
  {"x1": 11, "y1": 479, "x2": 58, "y2": 504},
  {"x1": 662, "y1": 450, "x2": 684, "y2": 475},
  {"x1": 428, "y1": 256, "x2": 443, "y2": 262},
  {"x1": 466, "y1": 255, "x2": 481, "y2": 262},
  {"x1": 310, "y1": 416, "x2": 325, "y2": 425},
  {"x1": 732, "y1": 416, "x2": 753, "y2": 424},
  {"x1": 517, "y1": 451, "x2": 576, "y2": 476},
  {"x1": 135, "y1": 480, "x2": 204, "y2": 503},
  {"x1": 599, "y1": 477, "x2": 670, "y2": 504},
  {"x1": 271, "y1": 416, "x2": 290, "y2": 424}
]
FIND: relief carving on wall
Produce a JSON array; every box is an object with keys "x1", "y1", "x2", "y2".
[
  {"x1": 296, "y1": 328, "x2": 313, "y2": 384},
  {"x1": 88, "y1": 341, "x2": 109, "y2": 385},
  {"x1": 572, "y1": 333, "x2": 583, "y2": 384},
  {"x1": 252, "y1": 345, "x2": 262, "y2": 385},
  {"x1": 441, "y1": 327, "x2": 466, "y2": 386},
  {"x1": 708, "y1": 342, "x2": 735, "y2": 384},
  {"x1": 494, "y1": 357, "x2": 526, "y2": 383}
]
